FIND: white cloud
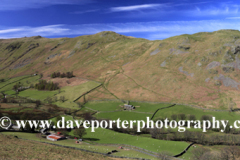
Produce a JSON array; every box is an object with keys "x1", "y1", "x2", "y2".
[
  {"x1": 113, "y1": 3, "x2": 240, "y2": 19},
  {"x1": 226, "y1": 17, "x2": 240, "y2": 19},
  {"x1": 0, "y1": 25, "x2": 70, "y2": 38},
  {"x1": 32, "y1": 25, "x2": 70, "y2": 35},
  {"x1": 110, "y1": 4, "x2": 163, "y2": 12},
  {"x1": 190, "y1": 5, "x2": 239, "y2": 16},
  {"x1": 0, "y1": 28, "x2": 23, "y2": 34},
  {"x1": 0, "y1": 20, "x2": 240, "y2": 40}
]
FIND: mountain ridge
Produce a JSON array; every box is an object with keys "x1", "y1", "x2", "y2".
[{"x1": 1, "y1": 30, "x2": 240, "y2": 109}]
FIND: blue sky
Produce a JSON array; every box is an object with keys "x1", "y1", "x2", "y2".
[{"x1": 0, "y1": 0, "x2": 240, "y2": 40}]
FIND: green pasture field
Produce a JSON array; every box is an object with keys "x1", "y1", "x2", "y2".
[
  {"x1": 96, "y1": 111, "x2": 152, "y2": 121},
  {"x1": 81, "y1": 128, "x2": 191, "y2": 156},
  {"x1": 0, "y1": 75, "x2": 30, "y2": 89},
  {"x1": 153, "y1": 105, "x2": 240, "y2": 124},
  {"x1": 53, "y1": 101, "x2": 79, "y2": 109},
  {"x1": 0, "y1": 75, "x2": 40, "y2": 93},
  {"x1": 85, "y1": 101, "x2": 172, "y2": 113},
  {"x1": 84, "y1": 101, "x2": 123, "y2": 111},
  {"x1": 1, "y1": 132, "x2": 158, "y2": 160},
  {"x1": 50, "y1": 114, "x2": 75, "y2": 123},
  {"x1": 55, "y1": 81, "x2": 100, "y2": 102},
  {"x1": 86, "y1": 101, "x2": 240, "y2": 125},
  {"x1": 130, "y1": 102, "x2": 173, "y2": 113},
  {"x1": 18, "y1": 89, "x2": 58, "y2": 101}
]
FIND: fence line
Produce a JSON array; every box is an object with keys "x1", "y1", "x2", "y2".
[
  {"x1": 87, "y1": 99, "x2": 231, "y2": 112},
  {"x1": 8, "y1": 136, "x2": 151, "y2": 160},
  {"x1": 150, "y1": 104, "x2": 176, "y2": 120},
  {"x1": 73, "y1": 84, "x2": 103, "y2": 102},
  {"x1": 0, "y1": 75, "x2": 33, "y2": 90},
  {"x1": 174, "y1": 142, "x2": 195, "y2": 157}
]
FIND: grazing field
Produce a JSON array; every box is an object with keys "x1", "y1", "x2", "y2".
[
  {"x1": 53, "y1": 101, "x2": 79, "y2": 109},
  {"x1": 2, "y1": 128, "x2": 192, "y2": 157},
  {"x1": 96, "y1": 111, "x2": 152, "y2": 121},
  {"x1": 4, "y1": 90, "x2": 16, "y2": 95},
  {"x1": 0, "y1": 75, "x2": 30, "y2": 89},
  {"x1": 1, "y1": 132, "x2": 158, "y2": 160},
  {"x1": 55, "y1": 81, "x2": 100, "y2": 102},
  {"x1": 0, "y1": 100, "x2": 68, "y2": 120},
  {"x1": 18, "y1": 89, "x2": 58, "y2": 100},
  {"x1": 85, "y1": 101, "x2": 123, "y2": 111},
  {"x1": 82, "y1": 128, "x2": 191, "y2": 156},
  {"x1": 153, "y1": 105, "x2": 240, "y2": 123},
  {"x1": 0, "y1": 75, "x2": 40, "y2": 94},
  {"x1": 129, "y1": 102, "x2": 173, "y2": 113},
  {"x1": 87, "y1": 101, "x2": 240, "y2": 124},
  {"x1": 50, "y1": 114, "x2": 76, "y2": 123},
  {"x1": 85, "y1": 101, "x2": 178, "y2": 113},
  {"x1": 0, "y1": 133, "x2": 110, "y2": 160}
]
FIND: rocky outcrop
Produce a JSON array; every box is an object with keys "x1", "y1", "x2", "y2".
[
  {"x1": 214, "y1": 74, "x2": 239, "y2": 89},
  {"x1": 160, "y1": 61, "x2": 166, "y2": 67},
  {"x1": 179, "y1": 66, "x2": 194, "y2": 77},
  {"x1": 206, "y1": 61, "x2": 220, "y2": 70},
  {"x1": 150, "y1": 48, "x2": 160, "y2": 56},
  {"x1": 170, "y1": 48, "x2": 188, "y2": 55}
]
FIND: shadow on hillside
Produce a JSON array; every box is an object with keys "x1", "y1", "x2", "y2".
[{"x1": 84, "y1": 138, "x2": 100, "y2": 141}]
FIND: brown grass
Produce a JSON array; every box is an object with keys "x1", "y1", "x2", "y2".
[
  {"x1": 2, "y1": 30, "x2": 240, "y2": 108},
  {"x1": 0, "y1": 134, "x2": 110, "y2": 160},
  {"x1": 44, "y1": 77, "x2": 88, "y2": 87}
]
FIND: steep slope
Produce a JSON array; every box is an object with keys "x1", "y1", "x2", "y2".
[{"x1": 1, "y1": 30, "x2": 240, "y2": 109}]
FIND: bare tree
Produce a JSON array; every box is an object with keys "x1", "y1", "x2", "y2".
[
  {"x1": 171, "y1": 114, "x2": 177, "y2": 120},
  {"x1": 191, "y1": 147, "x2": 210, "y2": 160},
  {"x1": 35, "y1": 100, "x2": 41, "y2": 108},
  {"x1": 219, "y1": 146, "x2": 240, "y2": 160},
  {"x1": 196, "y1": 132, "x2": 206, "y2": 144},
  {"x1": 60, "y1": 96, "x2": 66, "y2": 102},
  {"x1": 157, "y1": 151, "x2": 173, "y2": 160},
  {"x1": 200, "y1": 152, "x2": 221, "y2": 160},
  {"x1": 83, "y1": 112, "x2": 93, "y2": 121},
  {"x1": 184, "y1": 130, "x2": 194, "y2": 141},
  {"x1": 45, "y1": 97, "x2": 52, "y2": 103},
  {"x1": 150, "y1": 127, "x2": 161, "y2": 138},
  {"x1": 221, "y1": 146, "x2": 240, "y2": 160},
  {"x1": 73, "y1": 127, "x2": 87, "y2": 139},
  {"x1": 53, "y1": 96, "x2": 58, "y2": 102},
  {"x1": 189, "y1": 114, "x2": 196, "y2": 121},
  {"x1": 228, "y1": 101, "x2": 235, "y2": 112},
  {"x1": 178, "y1": 113, "x2": 186, "y2": 120}
]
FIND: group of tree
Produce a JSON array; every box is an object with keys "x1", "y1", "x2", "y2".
[
  {"x1": 170, "y1": 113, "x2": 198, "y2": 121},
  {"x1": 51, "y1": 71, "x2": 74, "y2": 78},
  {"x1": 191, "y1": 146, "x2": 240, "y2": 160},
  {"x1": 150, "y1": 127, "x2": 240, "y2": 146},
  {"x1": 44, "y1": 96, "x2": 66, "y2": 104},
  {"x1": 12, "y1": 82, "x2": 23, "y2": 93},
  {"x1": 51, "y1": 115, "x2": 86, "y2": 139},
  {"x1": 34, "y1": 80, "x2": 59, "y2": 91},
  {"x1": 73, "y1": 127, "x2": 87, "y2": 139}
]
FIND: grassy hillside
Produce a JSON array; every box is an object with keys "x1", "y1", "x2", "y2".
[
  {"x1": 0, "y1": 134, "x2": 110, "y2": 160},
  {"x1": 85, "y1": 101, "x2": 240, "y2": 124},
  {"x1": 1, "y1": 30, "x2": 240, "y2": 108}
]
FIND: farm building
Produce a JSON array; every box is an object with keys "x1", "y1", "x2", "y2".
[
  {"x1": 124, "y1": 104, "x2": 135, "y2": 110},
  {"x1": 11, "y1": 125, "x2": 21, "y2": 131},
  {"x1": 6, "y1": 124, "x2": 21, "y2": 131},
  {"x1": 47, "y1": 134, "x2": 66, "y2": 141}
]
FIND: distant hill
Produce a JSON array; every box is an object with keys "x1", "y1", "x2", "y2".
[{"x1": 1, "y1": 30, "x2": 240, "y2": 109}]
